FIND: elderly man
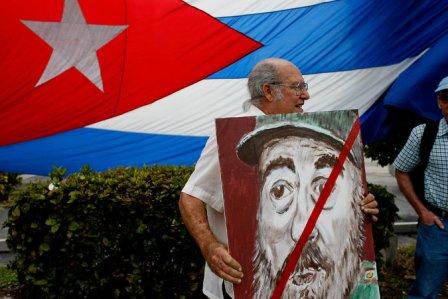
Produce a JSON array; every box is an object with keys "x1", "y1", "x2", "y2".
[
  {"x1": 394, "y1": 76, "x2": 448, "y2": 298},
  {"x1": 179, "y1": 58, "x2": 378, "y2": 299},
  {"x1": 236, "y1": 113, "x2": 369, "y2": 298}
]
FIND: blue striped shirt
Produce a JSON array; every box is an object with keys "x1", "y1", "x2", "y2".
[{"x1": 393, "y1": 119, "x2": 448, "y2": 211}]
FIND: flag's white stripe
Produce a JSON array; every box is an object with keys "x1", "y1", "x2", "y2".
[
  {"x1": 183, "y1": 0, "x2": 334, "y2": 17},
  {"x1": 90, "y1": 55, "x2": 420, "y2": 137}
]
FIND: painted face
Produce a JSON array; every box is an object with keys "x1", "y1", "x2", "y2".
[
  {"x1": 270, "y1": 64, "x2": 310, "y2": 114},
  {"x1": 253, "y1": 136, "x2": 364, "y2": 299},
  {"x1": 437, "y1": 92, "x2": 448, "y2": 121}
]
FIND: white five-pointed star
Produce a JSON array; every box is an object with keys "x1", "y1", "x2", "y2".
[{"x1": 21, "y1": 0, "x2": 127, "y2": 91}]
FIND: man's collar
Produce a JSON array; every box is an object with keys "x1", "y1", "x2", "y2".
[
  {"x1": 438, "y1": 118, "x2": 448, "y2": 136},
  {"x1": 244, "y1": 102, "x2": 265, "y2": 115}
]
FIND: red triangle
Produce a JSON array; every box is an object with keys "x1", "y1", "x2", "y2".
[{"x1": 0, "y1": 0, "x2": 261, "y2": 145}]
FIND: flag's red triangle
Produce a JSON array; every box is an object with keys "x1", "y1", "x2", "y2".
[{"x1": 0, "y1": 0, "x2": 261, "y2": 145}]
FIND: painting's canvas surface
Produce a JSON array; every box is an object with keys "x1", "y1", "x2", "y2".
[{"x1": 216, "y1": 110, "x2": 380, "y2": 299}]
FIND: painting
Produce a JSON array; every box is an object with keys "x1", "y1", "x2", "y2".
[{"x1": 216, "y1": 110, "x2": 380, "y2": 299}]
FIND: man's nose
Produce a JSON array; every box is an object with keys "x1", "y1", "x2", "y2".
[
  {"x1": 291, "y1": 213, "x2": 319, "y2": 243},
  {"x1": 291, "y1": 186, "x2": 315, "y2": 242},
  {"x1": 291, "y1": 204, "x2": 309, "y2": 242},
  {"x1": 291, "y1": 215, "x2": 302, "y2": 242},
  {"x1": 301, "y1": 89, "x2": 310, "y2": 100}
]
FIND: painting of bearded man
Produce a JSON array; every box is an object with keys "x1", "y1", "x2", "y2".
[{"x1": 216, "y1": 110, "x2": 379, "y2": 299}]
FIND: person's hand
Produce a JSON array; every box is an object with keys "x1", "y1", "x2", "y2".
[
  {"x1": 202, "y1": 241, "x2": 243, "y2": 284},
  {"x1": 360, "y1": 193, "x2": 379, "y2": 222},
  {"x1": 419, "y1": 209, "x2": 445, "y2": 229}
]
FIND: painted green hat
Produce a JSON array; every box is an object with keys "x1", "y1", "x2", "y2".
[{"x1": 236, "y1": 110, "x2": 362, "y2": 167}]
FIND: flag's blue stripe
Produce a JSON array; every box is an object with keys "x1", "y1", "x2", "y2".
[
  {"x1": 383, "y1": 33, "x2": 448, "y2": 119},
  {"x1": 359, "y1": 95, "x2": 391, "y2": 145},
  {"x1": 0, "y1": 129, "x2": 207, "y2": 175},
  {"x1": 362, "y1": 32, "x2": 448, "y2": 142},
  {"x1": 210, "y1": 0, "x2": 448, "y2": 78}
]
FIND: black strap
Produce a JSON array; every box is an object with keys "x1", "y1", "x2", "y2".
[
  {"x1": 412, "y1": 121, "x2": 439, "y2": 207},
  {"x1": 419, "y1": 121, "x2": 438, "y2": 168}
]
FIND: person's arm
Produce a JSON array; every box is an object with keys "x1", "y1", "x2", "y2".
[
  {"x1": 179, "y1": 192, "x2": 243, "y2": 284},
  {"x1": 395, "y1": 169, "x2": 444, "y2": 229}
]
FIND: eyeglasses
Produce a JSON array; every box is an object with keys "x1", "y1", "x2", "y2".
[{"x1": 271, "y1": 82, "x2": 309, "y2": 93}]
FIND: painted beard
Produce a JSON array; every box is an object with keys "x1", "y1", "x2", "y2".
[
  {"x1": 283, "y1": 240, "x2": 333, "y2": 298},
  {"x1": 252, "y1": 197, "x2": 365, "y2": 299}
]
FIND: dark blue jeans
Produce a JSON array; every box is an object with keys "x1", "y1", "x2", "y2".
[{"x1": 408, "y1": 219, "x2": 448, "y2": 299}]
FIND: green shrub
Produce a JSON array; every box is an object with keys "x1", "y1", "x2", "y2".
[
  {"x1": 0, "y1": 267, "x2": 18, "y2": 289},
  {"x1": 0, "y1": 172, "x2": 21, "y2": 203},
  {"x1": 5, "y1": 166, "x2": 204, "y2": 298},
  {"x1": 368, "y1": 183, "x2": 399, "y2": 269}
]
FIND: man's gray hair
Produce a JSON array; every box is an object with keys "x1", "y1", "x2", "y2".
[
  {"x1": 248, "y1": 60, "x2": 279, "y2": 99},
  {"x1": 247, "y1": 59, "x2": 287, "y2": 105}
]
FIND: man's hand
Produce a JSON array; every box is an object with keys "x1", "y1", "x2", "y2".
[
  {"x1": 419, "y1": 208, "x2": 445, "y2": 229},
  {"x1": 394, "y1": 170, "x2": 444, "y2": 229},
  {"x1": 360, "y1": 193, "x2": 379, "y2": 222},
  {"x1": 178, "y1": 193, "x2": 244, "y2": 284},
  {"x1": 203, "y1": 241, "x2": 243, "y2": 284}
]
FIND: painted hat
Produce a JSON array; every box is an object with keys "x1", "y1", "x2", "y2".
[{"x1": 236, "y1": 111, "x2": 361, "y2": 167}]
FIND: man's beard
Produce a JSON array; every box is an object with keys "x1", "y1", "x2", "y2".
[{"x1": 252, "y1": 201, "x2": 365, "y2": 299}]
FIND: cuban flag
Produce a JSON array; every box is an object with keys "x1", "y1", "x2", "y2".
[{"x1": 1, "y1": 0, "x2": 447, "y2": 175}]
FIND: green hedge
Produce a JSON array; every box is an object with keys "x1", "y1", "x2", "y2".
[
  {"x1": 5, "y1": 166, "x2": 398, "y2": 298},
  {"x1": 0, "y1": 172, "x2": 21, "y2": 203},
  {"x1": 5, "y1": 166, "x2": 203, "y2": 298},
  {"x1": 368, "y1": 183, "x2": 399, "y2": 270}
]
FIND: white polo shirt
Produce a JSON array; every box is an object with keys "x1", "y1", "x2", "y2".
[{"x1": 182, "y1": 104, "x2": 264, "y2": 299}]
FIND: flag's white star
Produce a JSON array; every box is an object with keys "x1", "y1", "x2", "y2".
[{"x1": 22, "y1": 0, "x2": 127, "y2": 91}]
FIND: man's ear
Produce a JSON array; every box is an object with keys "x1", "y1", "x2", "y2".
[{"x1": 262, "y1": 83, "x2": 275, "y2": 102}]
